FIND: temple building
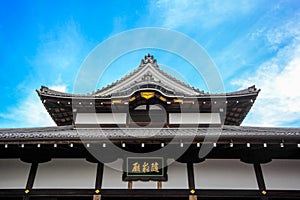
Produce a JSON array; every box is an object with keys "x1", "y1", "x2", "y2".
[{"x1": 0, "y1": 54, "x2": 300, "y2": 200}]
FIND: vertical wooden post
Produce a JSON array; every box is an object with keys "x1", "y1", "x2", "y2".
[
  {"x1": 94, "y1": 162, "x2": 103, "y2": 200},
  {"x1": 166, "y1": 112, "x2": 170, "y2": 128},
  {"x1": 23, "y1": 162, "x2": 39, "y2": 200},
  {"x1": 189, "y1": 195, "x2": 197, "y2": 200},
  {"x1": 93, "y1": 194, "x2": 101, "y2": 200},
  {"x1": 157, "y1": 181, "x2": 162, "y2": 189},
  {"x1": 128, "y1": 181, "x2": 133, "y2": 189},
  {"x1": 187, "y1": 163, "x2": 195, "y2": 190},
  {"x1": 187, "y1": 162, "x2": 197, "y2": 200},
  {"x1": 126, "y1": 112, "x2": 129, "y2": 128},
  {"x1": 254, "y1": 163, "x2": 268, "y2": 200},
  {"x1": 95, "y1": 162, "x2": 104, "y2": 190}
]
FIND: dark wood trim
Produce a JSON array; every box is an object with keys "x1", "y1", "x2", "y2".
[
  {"x1": 187, "y1": 162, "x2": 195, "y2": 190},
  {"x1": 95, "y1": 162, "x2": 104, "y2": 190},
  {"x1": 166, "y1": 111, "x2": 170, "y2": 128},
  {"x1": 22, "y1": 196, "x2": 30, "y2": 200},
  {"x1": 1, "y1": 189, "x2": 300, "y2": 198}
]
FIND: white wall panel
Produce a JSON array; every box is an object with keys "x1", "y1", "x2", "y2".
[
  {"x1": 163, "y1": 160, "x2": 188, "y2": 189},
  {"x1": 262, "y1": 159, "x2": 300, "y2": 190},
  {"x1": 75, "y1": 113, "x2": 127, "y2": 124},
  {"x1": 133, "y1": 181, "x2": 157, "y2": 189},
  {"x1": 33, "y1": 159, "x2": 97, "y2": 188},
  {"x1": 169, "y1": 113, "x2": 220, "y2": 124},
  {"x1": 0, "y1": 159, "x2": 31, "y2": 189},
  {"x1": 102, "y1": 159, "x2": 127, "y2": 189},
  {"x1": 194, "y1": 159, "x2": 257, "y2": 189}
]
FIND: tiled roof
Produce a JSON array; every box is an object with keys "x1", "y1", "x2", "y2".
[
  {"x1": 92, "y1": 54, "x2": 204, "y2": 96},
  {"x1": 1, "y1": 126, "x2": 299, "y2": 143}
]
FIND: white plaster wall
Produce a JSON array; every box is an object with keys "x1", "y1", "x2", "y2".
[
  {"x1": 102, "y1": 159, "x2": 127, "y2": 189},
  {"x1": 162, "y1": 160, "x2": 188, "y2": 189},
  {"x1": 0, "y1": 159, "x2": 31, "y2": 189},
  {"x1": 169, "y1": 113, "x2": 220, "y2": 124},
  {"x1": 75, "y1": 113, "x2": 127, "y2": 124},
  {"x1": 262, "y1": 159, "x2": 300, "y2": 190},
  {"x1": 194, "y1": 159, "x2": 258, "y2": 189},
  {"x1": 132, "y1": 181, "x2": 157, "y2": 189},
  {"x1": 33, "y1": 159, "x2": 97, "y2": 189}
]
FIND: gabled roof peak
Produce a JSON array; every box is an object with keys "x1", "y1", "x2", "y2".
[{"x1": 140, "y1": 53, "x2": 158, "y2": 67}]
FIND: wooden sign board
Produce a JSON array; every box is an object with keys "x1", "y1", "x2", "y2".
[{"x1": 123, "y1": 157, "x2": 168, "y2": 181}]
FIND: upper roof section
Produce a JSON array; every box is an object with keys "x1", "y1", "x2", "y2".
[
  {"x1": 93, "y1": 54, "x2": 204, "y2": 97},
  {"x1": 37, "y1": 54, "x2": 260, "y2": 126},
  {"x1": 37, "y1": 54, "x2": 259, "y2": 98}
]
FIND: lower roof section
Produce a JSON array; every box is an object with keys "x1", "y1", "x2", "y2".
[
  {"x1": 0, "y1": 126, "x2": 300, "y2": 163},
  {"x1": 0, "y1": 125, "x2": 300, "y2": 144}
]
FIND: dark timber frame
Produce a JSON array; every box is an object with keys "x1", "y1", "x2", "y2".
[
  {"x1": 0, "y1": 141, "x2": 299, "y2": 199},
  {"x1": 1, "y1": 189, "x2": 300, "y2": 199}
]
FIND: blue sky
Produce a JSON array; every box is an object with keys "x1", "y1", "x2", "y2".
[{"x1": 0, "y1": 0, "x2": 300, "y2": 128}]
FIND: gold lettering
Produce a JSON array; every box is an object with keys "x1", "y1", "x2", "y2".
[
  {"x1": 151, "y1": 162, "x2": 159, "y2": 173},
  {"x1": 142, "y1": 162, "x2": 150, "y2": 173},
  {"x1": 132, "y1": 162, "x2": 140, "y2": 173}
]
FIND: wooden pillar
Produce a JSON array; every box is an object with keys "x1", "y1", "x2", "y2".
[
  {"x1": 187, "y1": 163, "x2": 195, "y2": 190},
  {"x1": 254, "y1": 163, "x2": 268, "y2": 200},
  {"x1": 189, "y1": 195, "x2": 197, "y2": 200},
  {"x1": 128, "y1": 181, "x2": 133, "y2": 189},
  {"x1": 94, "y1": 162, "x2": 103, "y2": 200},
  {"x1": 166, "y1": 111, "x2": 170, "y2": 128},
  {"x1": 126, "y1": 112, "x2": 129, "y2": 128},
  {"x1": 187, "y1": 162, "x2": 197, "y2": 200},
  {"x1": 23, "y1": 162, "x2": 39, "y2": 200},
  {"x1": 93, "y1": 194, "x2": 101, "y2": 200},
  {"x1": 95, "y1": 162, "x2": 104, "y2": 190},
  {"x1": 157, "y1": 181, "x2": 162, "y2": 189}
]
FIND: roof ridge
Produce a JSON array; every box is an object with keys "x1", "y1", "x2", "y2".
[{"x1": 93, "y1": 54, "x2": 203, "y2": 96}]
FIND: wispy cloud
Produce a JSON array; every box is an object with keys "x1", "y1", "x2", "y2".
[
  {"x1": 154, "y1": 0, "x2": 257, "y2": 29},
  {"x1": 0, "y1": 85, "x2": 67, "y2": 128},
  {"x1": 0, "y1": 19, "x2": 92, "y2": 128},
  {"x1": 232, "y1": 14, "x2": 300, "y2": 127},
  {"x1": 30, "y1": 19, "x2": 93, "y2": 87}
]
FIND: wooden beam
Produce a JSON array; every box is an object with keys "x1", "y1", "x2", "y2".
[{"x1": 1, "y1": 189, "x2": 300, "y2": 198}]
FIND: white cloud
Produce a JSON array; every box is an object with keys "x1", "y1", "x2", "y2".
[
  {"x1": 0, "y1": 85, "x2": 67, "y2": 128},
  {"x1": 154, "y1": 0, "x2": 256, "y2": 29},
  {"x1": 29, "y1": 19, "x2": 93, "y2": 88},
  {"x1": 232, "y1": 15, "x2": 300, "y2": 127},
  {"x1": 35, "y1": 20, "x2": 86, "y2": 69},
  {"x1": 0, "y1": 19, "x2": 92, "y2": 128}
]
